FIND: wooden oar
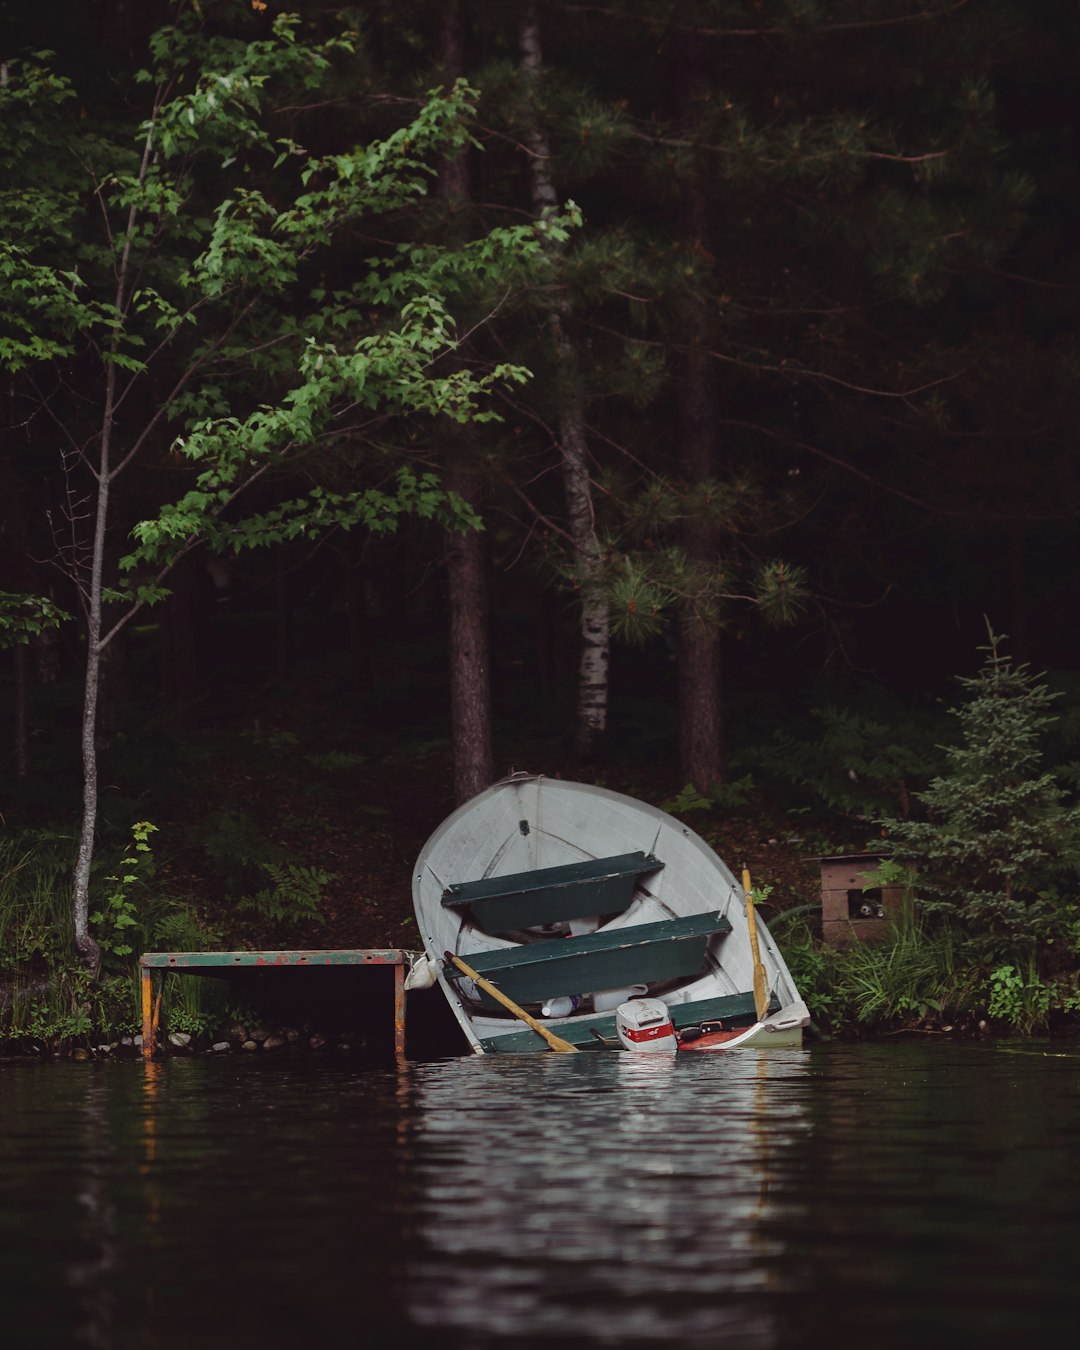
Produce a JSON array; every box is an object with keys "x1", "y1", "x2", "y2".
[
  {"x1": 742, "y1": 867, "x2": 770, "y2": 1022},
  {"x1": 444, "y1": 951, "x2": 580, "y2": 1053}
]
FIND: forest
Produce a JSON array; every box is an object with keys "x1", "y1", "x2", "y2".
[{"x1": 3, "y1": 0, "x2": 1080, "y2": 1052}]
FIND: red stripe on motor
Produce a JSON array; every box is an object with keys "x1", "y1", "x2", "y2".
[{"x1": 623, "y1": 1021, "x2": 675, "y2": 1043}]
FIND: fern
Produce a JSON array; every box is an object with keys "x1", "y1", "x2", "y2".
[{"x1": 237, "y1": 862, "x2": 335, "y2": 926}]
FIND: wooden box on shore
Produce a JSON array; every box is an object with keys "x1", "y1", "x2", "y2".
[{"x1": 815, "y1": 853, "x2": 904, "y2": 948}]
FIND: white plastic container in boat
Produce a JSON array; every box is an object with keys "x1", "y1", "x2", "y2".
[
  {"x1": 592, "y1": 983, "x2": 648, "y2": 1013},
  {"x1": 615, "y1": 997, "x2": 678, "y2": 1053},
  {"x1": 541, "y1": 995, "x2": 581, "y2": 1018}
]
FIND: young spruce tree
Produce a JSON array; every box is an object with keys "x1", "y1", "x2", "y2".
[{"x1": 882, "y1": 630, "x2": 1080, "y2": 961}]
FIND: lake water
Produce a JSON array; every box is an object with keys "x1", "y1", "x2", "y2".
[{"x1": 1, "y1": 1042, "x2": 1077, "y2": 1349}]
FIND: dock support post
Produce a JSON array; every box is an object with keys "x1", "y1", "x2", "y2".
[
  {"x1": 141, "y1": 964, "x2": 161, "y2": 1060},
  {"x1": 393, "y1": 961, "x2": 407, "y2": 1059}
]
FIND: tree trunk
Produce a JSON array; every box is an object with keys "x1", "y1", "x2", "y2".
[
  {"x1": 71, "y1": 118, "x2": 156, "y2": 975},
  {"x1": 446, "y1": 471, "x2": 495, "y2": 804},
  {"x1": 72, "y1": 466, "x2": 108, "y2": 974},
  {"x1": 678, "y1": 607, "x2": 724, "y2": 790},
  {"x1": 436, "y1": 0, "x2": 471, "y2": 206},
  {"x1": 440, "y1": 0, "x2": 495, "y2": 804},
  {"x1": 677, "y1": 342, "x2": 725, "y2": 790},
  {"x1": 676, "y1": 60, "x2": 724, "y2": 791},
  {"x1": 519, "y1": 3, "x2": 610, "y2": 759}
]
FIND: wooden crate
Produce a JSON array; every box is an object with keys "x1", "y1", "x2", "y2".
[{"x1": 815, "y1": 854, "x2": 904, "y2": 947}]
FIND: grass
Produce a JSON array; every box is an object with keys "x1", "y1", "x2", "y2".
[
  {"x1": 836, "y1": 914, "x2": 961, "y2": 1026},
  {"x1": 781, "y1": 904, "x2": 984, "y2": 1035},
  {"x1": 1, "y1": 830, "x2": 228, "y2": 1052}
]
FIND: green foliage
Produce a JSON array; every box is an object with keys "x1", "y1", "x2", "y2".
[
  {"x1": 0, "y1": 593, "x2": 70, "y2": 649},
  {"x1": 858, "y1": 858, "x2": 918, "y2": 895},
  {"x1": 754, "y1": 561, "x2": 809, "y2": 629},
  {"x1": 661, "y1": 775, "x2": 757, "y2": 816},
  {"x1": 197, "y1": 807, "x2": 334, "y2": 934},
  {"x1": 17, "y1": 966, "x2": 141, "y2": 1049},
  {"x1": 608, "y1": 559, "x2": 674, "y2": 644},
  {"x1": 199, "y1": 808, "x2": 281, "y2": 888},
  {"x1": 0, "y1": 820, "x2": 232, "y2": 1050},
  {"x1": 600, "y1": 477, "x2": 809, "y2": 648},
  {"x1": 236, "y1": 862, "x2": 334, "y2": 928},
  {"x1": 90, "y1": 823, "x2": 158, "y2": 960},
  {"x1": 882, "y1": 631, "x2": 1080, "y2": 958},
  {"x1": 987, "y1": 961, "x2": 1052, "y2": 1036},
  {"x1": 662, "y1": 784, "x2": 713, "y2": 815},
  {"x1": 0, "y1": 833, "x2": 148, "y2": 1048},
  {"x1": 761, "y1": 689, "x2": 949, "y2": 820},
  {"x1": 779, "y1": 923, "x2": 840, "y2": 1025},
  {"x1": 0, "y1": 833, "x2": 73, "y2": 964},
  {"x1": 150, "y1": 906, "x2": 224, "y2": 1041},
  {"x1": 835, "y1": 916, "x2": 957, "y2": 1028},
  {"x1": 780, "y1": 905, "x2": 981, "y2": 1035},
  {"x1": 152, "y1": 906, "x2": 220, "y2": 954},
  {"x1": 3, "y1": 12, "x2": 569, "y2": 616}
]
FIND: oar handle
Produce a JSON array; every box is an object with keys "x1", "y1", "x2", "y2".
[{"x1": 742, "y1": 867, "x2": 770, "y2": 1022}]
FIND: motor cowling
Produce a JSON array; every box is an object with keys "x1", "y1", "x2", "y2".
[{"x1": 615, "y1": 997, "x2": 678, "y2": 1053}]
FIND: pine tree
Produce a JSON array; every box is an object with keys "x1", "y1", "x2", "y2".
[{"x1": 882, "y1": 630, "x2": 1080, "y2": 960}]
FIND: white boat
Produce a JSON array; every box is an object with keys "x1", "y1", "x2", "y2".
[{"x1": 411, "y1": 773, "x2": 809, "y2": 1055}]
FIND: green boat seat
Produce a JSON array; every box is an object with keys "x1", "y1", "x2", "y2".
[
  {"x1": 441, "y1": 851, "x2": 664, "y2": 933},
  {"x1": 478, "y1": 989, "x2": 780, "y2": 1054},
  {"x1": 447, "y1": 911, "x2": 730, "y2": 1007}
]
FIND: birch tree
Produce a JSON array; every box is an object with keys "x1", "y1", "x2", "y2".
[
  {"x1": 1, "y1": 7, "x2": 563, "y2": 970},
  {"x1": 519, "y1": 3, "x2": 610, "y2": 759}
]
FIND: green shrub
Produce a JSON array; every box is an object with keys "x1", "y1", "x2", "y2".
[{"x1": 881, "y1": 629, "x2": 1080, "y2": 961}]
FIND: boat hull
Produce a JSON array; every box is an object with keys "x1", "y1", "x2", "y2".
[
  {"x1": 677, "y1": 1001, "x2": 810, "y2": 1052},
  {"x1": 412, "y1": 775, "x2": 808, "y2": 1056}
]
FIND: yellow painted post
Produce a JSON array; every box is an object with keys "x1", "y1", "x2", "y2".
[
  {"x1": 393, "y1": 960, "x2": 407, "y2": 1059},
  {"x1": 140, "y1": 964, "x2": 154, "y2": 1060}
]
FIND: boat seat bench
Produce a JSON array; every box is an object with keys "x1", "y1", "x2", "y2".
[
  {"x1": 441, "y1": 851, "x2": 664, "y2": 932},
  {"x1": 448, "y1": 911, "x2": 730, "y2": 1006},
  {"x1": 478, "y1": 990, "x2": 779, "y2": 1054}
]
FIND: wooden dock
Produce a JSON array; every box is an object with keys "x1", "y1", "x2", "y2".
[{"x1": 139, "y1": 949, "x2": 411, "y2": 1060}]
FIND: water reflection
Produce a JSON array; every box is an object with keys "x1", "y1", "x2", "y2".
[
  {"x1": 407, "y1": 1050, "x2": 812, "y2": 1347},
  {"x1": 3, "y1": 1045, "x2": 1080, "y2": 1349},
  {"x1": 66, "y1": 1076, "x2": 119, "y2": 1350}
]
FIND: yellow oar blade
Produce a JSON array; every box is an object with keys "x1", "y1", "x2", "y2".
[
  {"x1": 446, "y1": 952, "x2": 580, "y2": 1053},
  {"x1": 742, "y1": 867, "x2": 770, "y2": 1022}
]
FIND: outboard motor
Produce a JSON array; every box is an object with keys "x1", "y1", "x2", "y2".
[{"x1": 615, "y1": 997, "x2": 678, "y2": 1053}]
